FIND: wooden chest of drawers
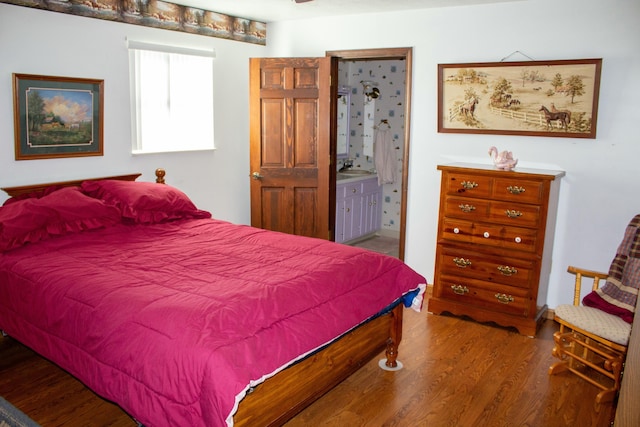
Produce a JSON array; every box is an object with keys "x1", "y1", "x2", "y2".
[{"x1": 428, "y1": 163, "x2": 565, "y2": 336}]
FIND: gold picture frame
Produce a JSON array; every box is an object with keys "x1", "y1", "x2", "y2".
[
  {"x1": 438, "y1": 58, "x2": 602, "y2": 138},
  {"x1": 13, "y1": 73, "x2": 104, "y2": 160}
]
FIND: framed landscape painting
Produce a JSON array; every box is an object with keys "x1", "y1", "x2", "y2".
[
  {"x1": 13, "y1": 73, "x2": 104, "y2": 160},
  {"x1": 437, "y1": 58, "x2": 602, "y2": 138}
]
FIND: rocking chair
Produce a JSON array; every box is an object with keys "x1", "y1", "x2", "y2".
[{"x1": 549, "y1": 214, "x2": 640, "y2": 407}]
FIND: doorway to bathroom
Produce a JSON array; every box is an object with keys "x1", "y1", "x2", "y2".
[{"x1": 327, "y1": 48, "x2": 413, "y2": 260}]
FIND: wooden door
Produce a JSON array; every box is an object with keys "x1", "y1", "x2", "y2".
[{"x1": 249, "y1": 57, "x2": 333, "y2": 239}]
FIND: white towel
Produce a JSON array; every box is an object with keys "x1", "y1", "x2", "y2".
[
  {"x1": 374, "y1": 128, "x2": 397, "y2": 185},
  {"x1": 363, "y1": 100, "x2": 375, "y2": 157}
]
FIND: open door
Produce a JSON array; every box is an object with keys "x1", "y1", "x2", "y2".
[{"x1": 249, "y1": 57, "x2": 334, "y2": 239}]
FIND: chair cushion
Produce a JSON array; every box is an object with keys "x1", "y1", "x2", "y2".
[
  {"x1": 555, "y1": 304, "x2": 631, "y2": 346},
  {"x1": 582, "y1": 214, "x2": 640, "y2": 324}
]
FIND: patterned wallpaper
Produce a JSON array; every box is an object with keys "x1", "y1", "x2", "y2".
[{"x1": 337, "y1": 59, "x2": 406, "y2": 234}]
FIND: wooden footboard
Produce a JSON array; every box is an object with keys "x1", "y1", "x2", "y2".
[{"x1": 234, "y1": 304, "x2": 403, "y2": 427}]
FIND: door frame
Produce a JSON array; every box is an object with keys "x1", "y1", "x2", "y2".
[{"x1": 326, "y1": 47, "x2": 413, "y2": 260}]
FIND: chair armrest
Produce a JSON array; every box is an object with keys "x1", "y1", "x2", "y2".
[{"x1": 567, "y1": 265, "x2": 609, "y2": 305}]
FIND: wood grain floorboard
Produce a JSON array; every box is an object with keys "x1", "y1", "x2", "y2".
[{"x1": 0, "y1": 302, "x2": 616, "y2": 427}]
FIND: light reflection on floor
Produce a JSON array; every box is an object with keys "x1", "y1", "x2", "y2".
[{"x1": 350, "y1": 235, "x2": 399, "y2": 258}]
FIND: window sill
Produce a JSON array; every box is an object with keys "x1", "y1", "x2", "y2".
[{"x1": 132, "y1": 148, "x2": 216, "y2": 155}]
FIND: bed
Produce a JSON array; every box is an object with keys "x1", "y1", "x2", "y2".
[{"x1": 0, "y1": 170, "x2": 426, "y2": 427}]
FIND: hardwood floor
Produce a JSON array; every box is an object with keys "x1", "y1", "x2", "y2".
[
  {"x1": 0, "y1": 304, "x2": 616, "y2": 427},
  {"x1": 286, "y1": 310, "x2": 615, "y2": 427}
]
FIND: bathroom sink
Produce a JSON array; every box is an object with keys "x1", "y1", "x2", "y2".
[
  {"x1": 337, "y1": 170, "x2": 376, "y2": 181},
  {"x1": 338, "y1": 170, "x2": 372, "y2": 175}
]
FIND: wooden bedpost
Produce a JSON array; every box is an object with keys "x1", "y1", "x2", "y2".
[
  {"x1": 385, "y1": 304, "x2": 404, "y2": 368},
  {"x1": 155, "y1": 168, "x2": 166, "y2": 184}
]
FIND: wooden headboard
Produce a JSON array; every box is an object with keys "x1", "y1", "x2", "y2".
[{"x1": 1, "y1": 168, "x2": 166, "y2": 198}]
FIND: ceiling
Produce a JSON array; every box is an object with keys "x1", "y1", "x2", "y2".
[{"x1": 170, "y1": 0, "x2": 524, "y2": 23}]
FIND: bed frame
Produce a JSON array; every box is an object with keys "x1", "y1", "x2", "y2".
[{"x1": 1, "y1": 168, "x2": 405, "y2": 426}]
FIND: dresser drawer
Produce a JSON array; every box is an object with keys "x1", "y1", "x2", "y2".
[
  {"x1": 437, "y1": 246, "x2": 536, "y2": 289},
  {"x1": 441, "y1": 218, "x2": 473, "y2": 243},
  {"x1": 443, "y1": 196, "x2": 490, "y2": 220},
  {"x1": 440, "y1": 219, "x2": 538, "y2": 252},
  {"x1": 492, "y1": 177, "x2": 545, "y2": 204},
  {"x1": 470, "y1": 222, "x2": 538, "y2": 253},
  {"x1": 489, "y1": 201, "x2": 541, "y2": 228},
  {"x1": 499, "y1": 225, "x2": 539, "y2": 252},
  {"x1": 444, "y1": 173, "x2": 492, "y2": 198},
  {"x1": 444, "y1": 196, "x2": 540, "y2": 229},
  {"x1": 438, "y1": 275, "x2": 530, "y2": 317}
]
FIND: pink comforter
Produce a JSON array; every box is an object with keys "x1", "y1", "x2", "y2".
[{"x1": 0, "y1": 218, "x2": 425, "y2": 426}]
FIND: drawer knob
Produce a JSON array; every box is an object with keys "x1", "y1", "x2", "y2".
[
  {"x1": 505, "y1": 209, "x2": 523, "y2": 218},
  {"x1": 514, "y1": 236, "x2": 522, "y2": 243},
  {"x1": 460, "y1": 181, "x2": 478, "y2": 190},
  {"x1": 453, "y1": 227, "x2": 460, "y2": 234},
  {"x1": 453, "y1": 257, "x2": 472, "y2": 268},
  {"x1": 495, "y1": 293, "x2": 515, "y2": 304},
  {"x1": 459, "y1": 204, "x2": 476, "y2": 213},
  {"x1": 352, "y1": 188, "x2": 357, "y2": 193},
  {"x1": 507, "y1": 186, "x2": 526, "y2": 195},
  {"x1": 497, "y1": 265, "x2": 518, "y2": 276},
  {"x1": 483, "y1": 231, "x2": 490, "y2": 238},
  {"x1": 451, "y1": 285, "x2": 469, "y2": 295}
]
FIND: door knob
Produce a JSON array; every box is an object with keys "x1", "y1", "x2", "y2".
[{"x1": 251, "y1": 172, "x2": 264, "y2": 180}]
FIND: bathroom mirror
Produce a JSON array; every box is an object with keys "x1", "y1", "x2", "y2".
[{"x1": 337, "y1": 87, "x2": 350, "y2": 159}]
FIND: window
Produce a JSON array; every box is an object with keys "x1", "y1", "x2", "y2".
[{"x1": 127, "y1": 40, "x2": 215, "y2": 154}]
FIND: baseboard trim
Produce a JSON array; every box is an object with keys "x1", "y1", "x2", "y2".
[{"x1": 377, "y1": 229, "x2": 400, "y2": 239}]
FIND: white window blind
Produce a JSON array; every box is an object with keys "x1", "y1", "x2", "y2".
[{"x1": 127, "y1": 40, "x2": 215, "y2": 154}]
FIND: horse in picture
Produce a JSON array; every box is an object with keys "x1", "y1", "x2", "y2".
[
  {"x1": 539, "y1": 105, "x2": 571, "y2": 130},
  {"x1": 460, "y1": 97, "x2": 478, "y2": 118}
]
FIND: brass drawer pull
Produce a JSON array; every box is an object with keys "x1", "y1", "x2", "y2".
[
  {"x1": 507, "y1": 186, "x2": 526, "y2": 195},
  {"x1": 505, "y1": 209, "x2": 522, "y2": 218},
  {"x1": 459, "y1": 204, "x2": 476, "y2": 213},
  {"x1": 451, "y1": 285, "x2": 469, "y2": 295},
  {"x1": 461, "y1": 181, "x2": 478, "y2": 190},
  {"x1": 497, "y1": 265, "x2": 518, "y2": 276},
  {"x1": 495, "y1": 293, "x2": 514, "y2": 304},
  {"x1": 453, "y1": 257, "x2": 472, "y2": 268}
]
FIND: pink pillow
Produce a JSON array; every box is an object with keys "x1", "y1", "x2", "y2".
[
  {"x1": 583, "y1": 292, "x2": 634, "y2": 323},
  {"x1": 80, "y1": 180, "x2": 211, "y2": 224},
  {"x1": 0, "y1": 186, "x2": 122, "y2": 252}
]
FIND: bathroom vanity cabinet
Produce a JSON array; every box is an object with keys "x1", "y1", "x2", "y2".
[
  {"x1": 428, "y1": 163, "x2": 564, "y2": 336},
  {"x1": 335, "y1": 176, "x2": 381, "y2": 244}
]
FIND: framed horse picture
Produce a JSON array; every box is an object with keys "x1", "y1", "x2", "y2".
[{"x1": 437, "y1": 58, "x2": 602, "y2": 138}]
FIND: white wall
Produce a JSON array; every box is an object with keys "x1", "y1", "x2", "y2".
[
  {"x1": 0, "y1": 3, "x2": 265, "y2": 222},
  {"x1": 1, "y1": 0, "x2": 639, "y2": 309},
  {"x1": 267, "y1": 0, "x2": 640, "y2": 308}
]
